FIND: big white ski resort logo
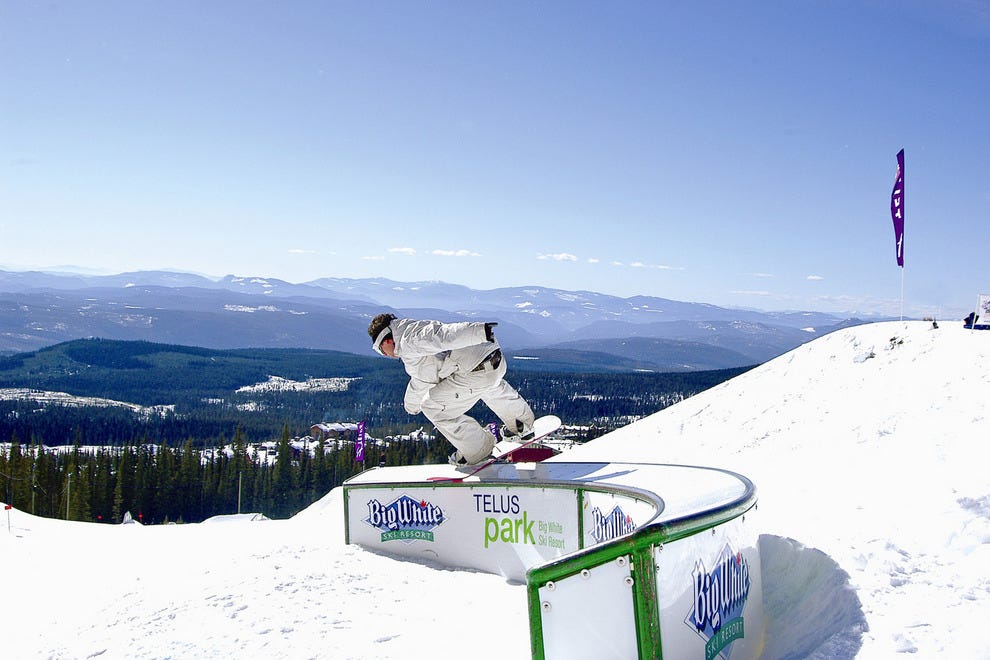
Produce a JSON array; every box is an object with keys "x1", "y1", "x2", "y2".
[
  {"x1": 363, "y1": 494, "x2": 445, "y2": 544},
  {"x1": 589, "y1": 505, "x2": 636, "y2": 543},
  {"x1": 686, "y1": 543, "x2": 751, "y2": 660}
]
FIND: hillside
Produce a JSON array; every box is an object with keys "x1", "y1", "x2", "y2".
[
  {"x1": 0, "y1": 338, "x2": 751, "y2": 446},
  {"x1": 559, "y1": 320, "x2": 990, "y2": 657},
  {"x1": 0, "y1": 339, "x2": 382, "y2": 406}
]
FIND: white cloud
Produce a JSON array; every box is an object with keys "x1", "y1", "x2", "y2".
[
  {"x1": 807, "y1": 275, "x2": 825, "y2": 281},
  {"x1": 751, "y1": 272, "x2": 775, "y2": 278},
  {"x1": 546, "y1": 256, "x2": 680, "y2": 270},
  {"x1": 732, "y1": 289, "x2": 772, "y2": 296},
  {"x1": 630, "y1": 261, "x2": 680, "y2": 271},
  {"x1": 432, "y1": 249, "x2": 481, "y2": 258},
  {"x1": 362, "y1": 255, "x2": 385, "y2": 261},
  {"x1": 388, "y1": 247, "x2": 418, "y2": 256},
  {"x1": 288, "y1": 248, "x2": 317, "y2": 255}
]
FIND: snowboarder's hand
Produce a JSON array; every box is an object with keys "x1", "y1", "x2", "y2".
[{"x1": 485, "y1": 322, "x2": 497, "y2": 342}]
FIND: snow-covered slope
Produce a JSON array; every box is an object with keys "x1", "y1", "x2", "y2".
[
  {"x1": 2, "y1": 490, "x2": 531, "y2": 659},
  {"x1": 556, "y1": 319, "x2": 990, "y2": 657},
  {"x1": 3, "y1": 320, "x2": 988, "y2": 658}
]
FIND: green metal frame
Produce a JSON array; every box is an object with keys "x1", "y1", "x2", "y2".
[{"x1": 526, "y1": 474, "x2": 757, "y2": 660}]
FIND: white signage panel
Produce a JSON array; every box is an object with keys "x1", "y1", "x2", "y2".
[
  {"x1": 655, "y1": 515, "x2": 765, "y2": 660},
  {"x1": 346, "y1": 484, "x2": 580, "y2": 581}
]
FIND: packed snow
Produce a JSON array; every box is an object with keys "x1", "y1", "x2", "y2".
[
  {"x1": 0, "y1": 387, "x2": 174, "y2": 417},
  {"x1": 3, "y1": 320, "x2": 989, "y2": 658},
  {"x1": 235, "y1": 375, "x2": 360, "y2": 393}
]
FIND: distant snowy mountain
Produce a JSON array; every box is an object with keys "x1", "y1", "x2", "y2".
[
  {"x1": 307, "y1": 277, "x2": 847, "y2": 332},
  {"x1": 0, "y1": 268, "x2": 867, "y2": 369}
]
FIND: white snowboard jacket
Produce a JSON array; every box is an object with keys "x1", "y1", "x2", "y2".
[{"x1": 388, "y1": 318, "x2": 498, "y2": 415}]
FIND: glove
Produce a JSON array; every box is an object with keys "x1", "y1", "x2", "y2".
[{"x1": 485, "y1": 322, "x2": 497, "y2": 342}]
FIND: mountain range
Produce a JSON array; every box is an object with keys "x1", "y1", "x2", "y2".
[{"x1": 0, "y1": 268, "x2": 870, "y2": 370}]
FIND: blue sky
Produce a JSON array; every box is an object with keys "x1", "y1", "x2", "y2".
[{"x1": 2, "y1": 1, "x2": 988, "y2": 318}]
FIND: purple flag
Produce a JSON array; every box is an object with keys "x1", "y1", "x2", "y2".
[
  {"x1": 355, "y1": 420, "x2": 366, "y2": 462},
  {"x1": 890, "y1": 149, "x2": 905, "y2": 267}
]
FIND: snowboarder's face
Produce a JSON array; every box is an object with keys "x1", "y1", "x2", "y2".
[{"x1": 380, "y1": 337, "x2": 396, "y2": 357}]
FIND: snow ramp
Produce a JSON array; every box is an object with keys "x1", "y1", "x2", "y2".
[{"x1": 344, "y1": 460, "x2": 763, "y2": 659}]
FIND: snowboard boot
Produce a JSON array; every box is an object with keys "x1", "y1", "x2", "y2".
[
  {"x1": 448, "y1": 446, "x2": 494, "y2": 467},
  {"x1": 499, "y1": 419, "x2": 535, "y2": 442}
]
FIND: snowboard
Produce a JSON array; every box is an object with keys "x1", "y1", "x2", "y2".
[{"x1": 428, "y1": 414, "x2": 562, "y2": 483}]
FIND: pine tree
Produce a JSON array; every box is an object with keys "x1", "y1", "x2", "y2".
[
  {"x1": 253, "y1": 462, "x2": 271, "y2": 516},
  {"x1": 217, "y1": 427, "x2": 245, "y2": 515},
  {"x1": 91, "y1": 450, "x2": 114, "y2": 523},
  {"x1": 62, "y1": 462, "x2": 92, "y2": 522},
  {"x1": 313, "y1": 436, "x2": 331, "y2": 500},
  {"x1": 178, "y1": 438, "x2": 202, "y2": 522},
  {"x1": 7, "y1": 436, "x2": 32, "y2": 510},
  {"x1": 231, "y1": 426, "x2": 250, "y2": 515},
  {"x1": 133, "y1": 441, "x2": 153, "y2": 524},
  {"x1": 113, "y1": 445, "x2": 135, "y2": 523},
  {"x1": 0, "y1": 440, "x2": 10, "y2": 508},
  {"x1": 271, "y1": 424, "x2": 295, "y2": 518},
  {"x1": 298, "y1": 439, "x2": 313, "y2": 506},
  {"x1": 31, "y1": 442, "x2": 54, "y2": 516},
  {"x1": 155, "y1": 440, "x2": 178, "y2": 524}
]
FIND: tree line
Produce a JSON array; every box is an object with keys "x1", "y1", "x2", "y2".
[{"x1": 0, "y1": 426, "x2": 449, "y2": 524}]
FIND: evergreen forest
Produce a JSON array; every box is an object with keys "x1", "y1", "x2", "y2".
[
  {"x1": 0, "y1": 426, "x2": 450, "y2": 524},
  {"x1": 1, "y1": 338, "x2": 754, "y2": 523}
]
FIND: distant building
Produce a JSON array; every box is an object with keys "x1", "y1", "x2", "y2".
[{"x1": 309, "y1": 422, "x2": 361, "y2": 443}]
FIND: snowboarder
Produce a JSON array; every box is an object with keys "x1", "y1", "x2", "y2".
[{"x1": 368, "y1": 313, "x2": 536, "y2": 466}]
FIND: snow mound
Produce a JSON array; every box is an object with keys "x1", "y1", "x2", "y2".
[{"x1": 556, "y1": 320, "x2": 990, "y2": 657}]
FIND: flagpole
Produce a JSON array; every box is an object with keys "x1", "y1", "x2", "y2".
[{"x1": 900, "y1": 267, "x2": 904, "y2": 322}]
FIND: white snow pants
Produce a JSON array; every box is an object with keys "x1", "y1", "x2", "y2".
[{"x1": 419, "y1": 357, "x2": 535, "y2": 464}]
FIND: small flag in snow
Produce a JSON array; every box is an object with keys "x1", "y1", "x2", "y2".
[{"x1": 356, "y1": 420, "x2": 366, "y2": 462}]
